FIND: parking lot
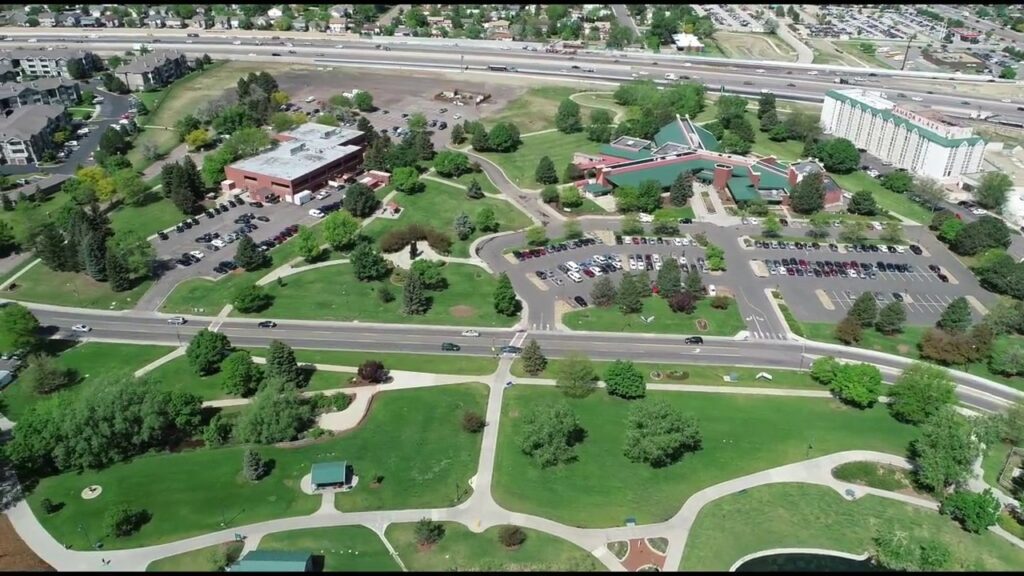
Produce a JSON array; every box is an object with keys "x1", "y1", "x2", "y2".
[{"x1": 825, "y1": 289, "x2": 970, "y2": 316}]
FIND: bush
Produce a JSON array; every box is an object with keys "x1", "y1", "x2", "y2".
[
  {"x1": 940, "y1": 489, "x2": 1000, "y2": 534},
  {"x1": 41, "y1": 498, "x2": 59, "y2": 514},
  {"x1": 498, "y1": 525, "x2": 527, "y2": 548},
  {"x1": 461, "y1": 410, "x2": 486, "y2": 433},
  {"x1": 104, "y1": 505, "x2": 150, "y2": 538},
  {"x1": 414, "y1": 518, "x2": 446, "y2": 547},
  {"x1": 710, "y1": 295, "x2": 731, "y2": 310},
  {"x1": 377, "y1": 283, "x2": 395, "y2": 303},
  {"x1": 358, "y1": 360, "x2": 389, "y2": 383},
  {"x1": 379, "y1": 224, "x2": 453, "y2": 255}
]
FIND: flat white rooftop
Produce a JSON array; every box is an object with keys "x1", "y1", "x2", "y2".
[
  {"x1": 832, "y1": 88, "x2": 894, "y2": 111},
  {"x1": 229, "y1": 123, "x2": 363, "y2": 181}
]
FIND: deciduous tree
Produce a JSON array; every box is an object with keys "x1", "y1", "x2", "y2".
[
  {"x1": 232, "y1": 284, "x2": 273, "y2": 313},
  {"x1": 848, "y1": 292, "x2": 878, "y2": 327},
  {"x1": 322, "y1": 211, "x2": 360, "y2": 251},
  {"x1": 493, "y1": 272, "x2": 521, "y2": 316},
  {"x1": 221, "y1": 351, "x2": 263, "y2": 397},
  {"x1": 518, "y1": 402, "x2": 585, "y2": 467},
  {"x1": 556, "y1": 353, "x2": 596, "y2": 398},
  {"x1": 623, "y1": 400, "x2": 702, "y2": 468},
  {"x1": 911, "y1": 407, "x2": 980, "y2": 493},
  {"x1": 554, "y1": 98, "x2": 582, "y2": 133},
  {"x1": 186, "y1": 329, "x2": 232, "y2": 376},
  {"x1": 875, "y1": 301, "x2": 906, "y2": 335},
  {"x1": 350, "y1": 243, "x2": 390, "y2": 282},
  {"x1": 940, "y1": 489, "x2": 1000, "y2": 533},
  {"x1": 343, "y1": 182, "x2": 379, "y2": 218},
  {"x1": 603, "y1": 360, "x2": 646, "y2": 399},
  {"x1": 888, "y1": 363, "x2": 956, "y2": 425}
]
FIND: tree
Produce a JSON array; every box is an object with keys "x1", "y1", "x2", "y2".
[
  {"x1": 21, "y1": 354, "x2": 76, "y2": 395},
  {"x1": 875, "y1": 301, "x2": 906, "y2": 335},
  {"x1": 234, "y1": 235, "x2": 268, "y2": 271},
  {"x1": 951, "y1": 216, "x2": 1010, "y2": 256},
  {"x1": 761, "y1": 213, "x2": 782, "y2": 238},
  {"x1": 655, "y1": 258, "x2": 682, "y2": 299},
  {"x1": 357, "y1": 360, "x2": 389, "y2": 384},
  {"x1": 391, "y1": 166, "x2": 423, "y2": 195},
  {"x1": 880, "y1": 221, "x2": 903, "y2": 244},
  {"x1": 475, "y1": 206, "x2": 498, "y2": 233},
  {"x1": 498, "y1": 525, "x2": 527, "y2": 548},
  {"x1": 184, "y1": 128, "x2": 211, "y2": 151},
  {"x1": 243, "y1": 449, "x2": 269, "y2": 481},
  {"x1": 937, "y1": 297, "x2": 972, "y2": 334},
  {"x1": 414, "y1": 518, "x2": 446, "y2": 547},
  {"x1": 265, "y1": 340, "x2": 303, "y2": 388},
  {"x1": 564, "y1": 220, "x2": 583, "y2": 240},
  {"x1": 454, "y1": 212, "x2": 474, "y2": 240},
  {"x1": 940, "y1": 489, "x2": 1000, "y2": 533},
  {"x1": 590, "y1": 275, "x2": 617, "y2": 307},
  {"x1": 534, "y1": 156, "x2": 558, "y2": 185},
  {"x1": 462, "y1": 410, "x2": 486, "y2": 433},
  {"x1": 669, "y1": 172, "x2": 693, "y2": 206},
  {"x1": 105, "y1": 505, "x2": 149, "y2": 538},
  {"x1": 623, "y1": 400, "x2": 702, "y2": 468},
  {"x1": 1000, "y1": 66, "x2": 1017, "y2": 80},
  {"x1": 186, "y1": 329, "x2": 232, "y2": 376},
  {"x1": 235, "y1": 379, "x2": 311, "y2": 444},
  {"x1": 433, "y1": 151, "x2": 471, "y2": 177},
  {"x1": 295, "y1": 227, "x2": 324, "y2": 263},
  {"x1": 556, "y1": 354, "x2": 597, "y2": 398},
  {"x1": 616, "y1": 272, "x2": 645, "y2": 314},
  {"x1": 343, "y1": 182, "x2": 380, "y2": 218},
  {"x1": 789, "y1": 172, "x2": 825, "y2": 214},
  {"x1": 849, "y1": 292, "x2": 879, "y2": 327},
  {"x1": 847, "y1": 189, "x2": 879, "y2": 216},
  {"x1": 682, "y1": 267, "x2": 703, "y2": 298},
  {"x1": 816, "y1": 138, "x2": 860, "y2": 173},
  {"x1": 806, "y1": 212, "x2": 831, "y2": 239},
  {"x1": 604, "y1": 360, "x2": 646, "y2": 399},
  {"x1": 352, "y1": 90, "x2": 374, "y2": 111},
  {"x1": 350, "y1": 243, "x2": 390, "y2": 282},
  {"x1": 827, "y1": 363, "x2": 883, "y2": 408},
  {"x1": 466, "y1": 178, "x2": 484, "y2": 199},
  {"x1": 81, "y1": 230, "x2": 108, "y2": 282},
  {"x1": 525, "y1": 226, "x2": 548, "y2": 247},
  {"x1": 487, "y1": 122, "x2": 521, "y2": 152},
  {"x1": 620, "y1": 214, "x2": 643, "y2": 235},
  {"x1": 520, "y1": 339, "x2": 547, "y2": 376},
  {"x1": 888, "y1": 363, "x2": 956, "y2": 425},
  {"x1": 880, "y1": 170, "x2": 913, "y2": 195},
  {"x1": 911, "y1": 175, "x2": 947, "y2": 214},
  {"x1": 518, "y1": 402, "x2": 585, "y2": 467},
  {"x1": 221, "y1": 351, "x2": 263, "y2": 397},
  {"x1": 450, "y1": 123, "x2": 466, "y2": 145},
  {"x1": 0, "y1": 303, "x2": 41, "y2": 354},
  {"x1": 322, "y1": 211, "x2": 360, "y2": 251},
  {"x1": 233, "y1": 284, "x2": 273, "y2": 313},
  {"x1": 911, "y1": 407, "x2": 981, "y2": 493},
  {"x1": 757, "y1": 91, "x2": 777, "y2": 120},
  {"x1": 667, "y1": 290, "x2": 696, "y2": 314},
  {"x1": 809, "y1": 356, "x2": 842, "y2": 386},
  {"x1": 834, "y1": 315, "x2": 863, "y2": 344},
  {"x1": 989, "y1": 339, "x2": 1024, "y2": 377},
  {"x1": 554, "y1": 98, "x2": 582, "y2": 133},
  {"x1": 493, "y1": 272, "x2": 521, "y2": 317},
  {"x1": 975, "y1": 172, "x2": 1012, "y2": 213},
  {"x1": 402, "y1": 269, "x2": 430, "y2": 315},
  {"x1": 559, "y1": 187, "x2": 583, "y2": 209}
]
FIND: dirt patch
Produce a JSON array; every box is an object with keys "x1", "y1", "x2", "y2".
[
  {"x1": 449, "y1": 305, "x2": 476, "y2": 318},
  {"x1": 896, "y1": 344, "x2": 911, "y2": 355},
  {"x1": 0, "y1": 515, "x2": 54, "y2": 572},
  {"x1": 620, "y1": 538, "x2": 667, "y2": 572},
  {"x1": 714, "y1": 31, "x2": 797, "y2": 62},
  {"x1": 695, "y1": 319, "x2": 709, "y2": 332}
]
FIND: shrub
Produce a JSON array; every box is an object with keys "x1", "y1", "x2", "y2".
[
  {"x1": 377, "y1": 283, "x2": 395, "y2": 303},
  {"x1": 710, "y1": 295, "x2": 731, "y2": 309},
  {"x1": 462, "y1": 410, "x2": 486, "y2": 433},
  {"x1": 414, "y1": 518, "x2": 446, "y2": 547},
  {"x1": 104, "y1": 505, "x2": 150, "y2": 537},
  {"x1": 41, "y1": 498, "x2": 59, "y2": 514},
  {"x1": 379, "y1": 224, "x2": 453, "y2": 255},
  {"x1": 358, "y1": 360, "x2": 389, "y2": 383},
  {"x1": 498, "y1": 525, "x2": 527, "y2": 548}
]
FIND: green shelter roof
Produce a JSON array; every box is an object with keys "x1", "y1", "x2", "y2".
[
  {"x1": 584, "y1": 182, "x2": 612, "y2": 195},
  {"x1": 311, "y1": 461, "x2": 348, "y2": 486},
  {"x1": 231, "y1": 551, "x2": 311, "y2": 572},
  {"x1": 825, "y1": 89, "x2": 983, "y2": 148},
  {"x1": 727, "y1": 175, "x2": 761, "y2": 202}
]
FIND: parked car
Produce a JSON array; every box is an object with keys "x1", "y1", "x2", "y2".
[
  {"x1": 309, "y1": 208, "x2": 325, "y2": 218},
  {"x1": 573, "y1": 295, "x2": 589, "y2": 308}
]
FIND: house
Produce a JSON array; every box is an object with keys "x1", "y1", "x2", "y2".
[
  {"x1": 148, "y1": 5, "x2": 168, "y2": 16},
  {"x1": 114, "y1": 50, "x2": 189, "y2": 91},
  {"x1": 330, "y1": 4, "x2": 353, "y2": 18},
  {"x1": 327, "y1": 17, "x2": 346, "y2": 33},
  {"x1": 144, "y1": 15, "x2": 165, "y2": 28},
  {"x1": 393, "y1": 26, "x2": 413, "y2": 36},
  {"x1": 79, "y1": 16, "x2": 98, "y2": 27},
  {"x1": 164, "y1": 17, "x2": 184, "y2": 29},
  {"x1": 37, "y1": 12, "x2": 56, "y2": 27},
  {"x1": 0, "y1": 64, "x2": 17, "y2": 82},
  {"x1": 230, "y1": 551, "x2": 313, "y2": 573},
  {"x1": 189, "y1": 15, "x2": 208, "y2": 29},
  {"x1": 267, "y1": 6, "x2": 283, "y2": 19},
  {"x1": 0, "y1": 78, "x2": 83, "y2": 111},
  {"x1": 671, "y1": 33, "x2": 705, "y2": 52},
  {"x1": 8, "y1": 13, "x2": 28, "y2": 27},
  {"x1": 253, "y1": 16, "x2": 270, "y2": 28},
  {"x1": 0, "y1": 104, "x2": 69, "y2": 165},
  {"x1": 789, "y1": 160, "x2": 845, "y2": 208},
  {"x1": 0, "y1": 49, "x2": 102, "y2": 78},
  {"x1": 360, "y1": 23, "x2": 380, "y2": 35},
  {"x1": 214, "y1": 16, "x2": 231, "y2": 29},
  {"x1": 61, "y1": 12, "x2": 82, "y2": 27},
  {"x1": 291, "y1": 18, "x2": 307, "y2": 31},
  {"x1": 87, "y1": 5, "x2": 105, "y2": 17},
  {"x1": 229, "y1": 16, "x2": 242, "y2": 29},
  {"x1": 100, "y1": 14, "x2": 120, "y2": 27}
]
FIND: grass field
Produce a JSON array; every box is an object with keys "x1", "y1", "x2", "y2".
[
  {"x1": 510, "y1": 359, "x2": 821, "y2": 391},
  {"x1": 492, "y1": 386, "x2": 917, "y2": 527},
  {"x1": 28, "y1": 384, "x2": 487, "y2": 550},
  {"x1": 982, "y1": 442, "x2": 1014, "y2": 488},
  {"x1": 160, "y1": 227, "x2": 327, "y2": 314},
  {"x1": 714, "y1": 31, "x2": 797, "y2": 62},
  {"x1": 752, "y1": 113, "x2": 804, "y2": 161},
  {"x1": 484, "y1": 87, "x2": 609, "y2": 134},
  {"x1": 145, "y1": 356, "x2": 355, "y2": 401},
  {"x1": 360, "y1": 179, "x2": 531, "y2": 257},
  {"x1": 257, "y1": 526, "x2": 400, "y2": 571},
  {"x1": 146, "y1": 541, "x2": 244, "y2": 572},
  {"x1": 2, "y1": 262, "x2": 154, "y2": 310},
  {"x1": 830, "y1": 171, "x2": 934, "y2": 224},
  {"x1": 242, "y1": 348, "x2": 499, "y2": 376},
  {"x1": 0, "y1": 342, "x2": 174, "y2": 421},
  {"x1": 482, "y1": 131, "x2": 601, "y2": 190},
  {"x1": 831, "y1": 461, "x2": 917, "y2": 493},
  {"x1": 570, "y1": 92, "x2": 628, "y2": 123},
  {"x1": 439, "y1": 171, "x2": 501, "y2": 195},
  {"x1": 108, "y1": 194, "x2": 182, "y2": 239},
  {"x1": 0, "y1": 190, "x2": 76, "y2": 246},
  {"x1": 680, "y1": 483, "x2": 1024, "y2": 571},
  {"x1": 653, "y1": 206, "x2": 696, "y2": 221},
  {"x1": 833, "y1": 41, "x2": 895, "y2": 69},
  {"x1": 241, "y1": 261, "x2": 515, "y2": 327},
  {"x1": 563, "y1": 296, "x2": 746, "y2": 337},
  {"x1": 385, "y1": 522, "x2": 604, "y2": 572}
]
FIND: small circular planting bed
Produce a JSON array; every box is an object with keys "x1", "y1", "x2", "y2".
[
  {"x1": 665, "y1": 370, "x2": 689, "y2": 381},
  {"x1": 695, "y1": 319, "x2": 709, "y2": 332},
  {"x1": 650, "y1": 370, "x2": 664, "y2": 381},
  {"x1": 81, "y1": 485, "x2": 103, "y2": 500}
]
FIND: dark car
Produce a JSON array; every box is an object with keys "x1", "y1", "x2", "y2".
[
  {"x1": 175, "y1": 224, "x2": 185, "y2": 233},
  {"x1": 892, "y1": 292, "x2": 904, "y2": 302},
  {"x1": 937, "y1": 273, "x2": 949, "y2": 283},
  {"x1": 256, "y1": 215, "x2": 270, "y2": 222},
  {"x1": 779, "y1": 218, "x2": 789, "y2": 227},
  {"x1": 182, "y1": 220, "x2": 193, "y2": 229},
  {"x1": 257, "y1": 320, "x2": 277, "y2": 328},
  {"x1": 190, "y1": 217, "x2": 200, "y2": 225},
  {"x1": 908, "y1": 244, "x2": 922, "y2": 255},
  {"x1": 204, "y1": 209, "x2": 215, "y2": 218},
  {"x1": 500, "y1": 345, "x2": 522, "y2": 355},
  {"x1": 177, "y1": 257, "x2": 192, "y2": 267},
  {"x1": 684, "y1": 336, "x2": 703, "y2": 344},
  {"x1": 928, "y1": 264, "x2": 941, "y2": 273},
  {"x1": 213, "y1": 266, "x2": 227, "y2": 275},
  {"x1": 573, "y1": 295, "x2": 589, "y2": 308},
  {"x1": 441, "y1": 342, "x2": 461, "y2": 352},
  {"x1": 228, "y1": 199, "x2": 238, "y2": 208},
  {"x1": 249, "y1": 201, "x2": 264, "y2": 208},
  {"x1": 219, "y1": 203, "x2": 229, "y2": 211},
  {"x1": 157, "y1": 231, "x2": 169, "y2": 240}
]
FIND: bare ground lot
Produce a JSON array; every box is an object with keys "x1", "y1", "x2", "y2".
[
  {"x1": 0, "y1": 515, "x2": 53, "y2": 572},
  {"x1": 714, "y1": 31, "x2": 797, "y2": 62}
]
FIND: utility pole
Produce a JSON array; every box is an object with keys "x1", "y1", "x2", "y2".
[{"x1": 900, "y1": 32, "x2": 916, "y2": 71}]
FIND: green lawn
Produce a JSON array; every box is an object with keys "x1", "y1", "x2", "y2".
[
  {"x1": 443, "y1": 171, "x2": 501, "y2": 195},
  {"x1": 483, "y1": 86, "x2": 609, "y2": 134},
  {"x1": 68, "y1": 107, "x2": 95, "y2": 121},
  {"x1": 752, "y1": 113, "x2": 804, "y2": 161},
  {"x1": 0, "y1": 190, "x2": 76, "y2": 246},
  {"x1": 510, "y1": 359, "x2": 821, "y2": 391},
  {"x1": 146, "y1": 541, "x2": 244, "y2": 572},
  {"x1": 564, "y1": 296, "x2": 746, "y2": 337},
  {"x1": 257, "y1": 526, "x2": 400, "y2": 571},
  {"x1": 482, "y1": 131, "x2": 601, "y2": 190},
  {"x1": 3, "y1": 262, "x2": 154, "y2": 310},
  {"x1": 145, "y1": 356, "x2": 355, "y2": 401},
  {"x1": 493, "y1": 386, "x2": 917, "y2": 528},
  {"x1": 680, "y1": 483, "x2": 1024, "y2": 571},
  {"x1": 108, "y1": 195, "x2": 183, "y2": 239},
  {"x1": 28, "y1": 384, "x2": 487, "y2": 550},
  {"x1": 240, "y1": 262, "x2": 517, "y2": 328},
  {"x1": 570, "y1": 92, "x2": 627, "y2": 122},
  {"x1": 830, "y1": 171, "x2": 934, "y2": 224},
  {"x1": 982, "y1": 442, "x2": 1014, "y2": 488},
  {"x1": 653, "y1": 206, "x2": 696, "y2": 221},
  {"x1": 385, "y1": 522, "x2": 605, "y2": 572},
  {"x1": 0, "y1": 342, "x2": 174, "y2": 421},
  {"x1": 243, "y1": 348, "x2": 499, "y2": 376},
  {"x1": 160, "y1": 227, "x2": 327, "y2": 314},
  {"x1": 833, "y1": 41, "x2": 896, "y2": 69},
  {"x1": 360, "y1": 179, "x2": 531, "y2": 258}
]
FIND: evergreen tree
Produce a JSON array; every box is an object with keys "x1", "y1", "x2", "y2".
[
  {"x1": 493, "y1": 272, "x2": 521, "y2": 316},
  {"x1": 470, "y1": 127, "x2": 489, "y2": 152},
  {"x1": 554, "y1": 98, "x2": 582, "y2": 133},
  {"x1": 534, "y1": 156, "x2": 558, "y2": 185},
  {"x1": 684, "y1": 267, "x2": 704, "y2": 298},
  {"x1": 937, "y1": 297, "x2": 972, "y2": 334},
  {"x1": 590, "y1": 275, "x2": 617, "y2": 307},
  {"x1": 243, "y1": 449, "x2": 268, "y2": 481},
  {"x1": 757, "y1": 91, "x2": 777, "y2": 119},
  {"x1": 105, "y1": 248, "x2": 132, "y2": 292},
  {"x1": 656, "y1": 258, "x2": 682, "y2": 299},
  {"x1": 521, "y1": 338, "x2": 547, "y2": 376},
  {"x1": 180, "y1": 156, "x2": 204, "y2": 199},
  {"x1": 34, "y1": 226, "x2": 71, "y2": 271},
  {"x1": 616, "y1": 272, "x2": 644, "y2": 314},
  {"x1": 81, "y1": 230, "x2": 107, "y2": 281},
  {"x1": 402, "y1": 269, "x2": 430, "y2": 315},
  {"x1": 234, "y1": 234, "x2": 268, "y2": 270},
  {"x1": 450, "y1": 123, "x2": 465, "y2": 145},
  {"x1": 265, "y1": 340, "x2": 302, "y2": 388},
  {"x1": 789, "y1": 171, "x2": 825, "y2": 214},
  {"x1": 466, "y1": 178, "x2": 484, "y2": 199},
  {"x1": 669, "y1": 171, "x2": 693, "y2": 206},
  {"x1": 876, "y1": 301, "x2": 907, "y2": 335},
  {"x1": 1, "y1": 193, "x2": 13, "y2": 211},
  {"x1": 848, "y1": 292, "x2": 879, "y2": 327},
  {"x1": 454, "y1": 212, "x2": 474, "y2": 240},
  {"x1": 350, "y1": 243, "x2": 390, "y2": 281},
  {"x1": 343, "y1": 182, "x2": 380, "y2": 218}
]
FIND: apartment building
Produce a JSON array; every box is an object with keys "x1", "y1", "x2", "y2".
[
  {"x1": 0, "y1": 104, "x2": 68, "y2": 165},
  {"x1": 0, "y1": 78, "x2": 81, "y2": 112},
  {"x1": 113, "y1": 50, "x2": 189, "y2": 92},
  {"x1": 821, "y1": 89, "x2": 985, "y2": 181},
  {"x1": 0, "y1": 49, "x2": 102, "y2": 79}
]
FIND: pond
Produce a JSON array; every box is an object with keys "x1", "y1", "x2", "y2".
[{"x1": 736, "y1": 552, "x2": 884, "y2": 572}]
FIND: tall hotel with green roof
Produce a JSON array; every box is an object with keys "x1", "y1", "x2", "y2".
[{"x1": 821, "y1": 88, "x2": 985, "y2": 181}]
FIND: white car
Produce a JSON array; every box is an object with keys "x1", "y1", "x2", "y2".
[
  {"x1": 66, "y1": 140, "x2": 79, "y2": 148},
  {"x1": 92, "y1": 96, "x2": 104, "y2": 103},
  {"x1": 748, "y1": 217, "x2": 760, "y2": 225},
  {"x1": 807, "y1": 70, "x2": 819, "y2": 75},
  {"x1": 638, "y1": 212, "x2": 654, "y2": 223},
  {"x1": 189, "y1": 250, "x2": 205, "y2": 260},
  {"x1": 305, "y1": 96, "x2": 316, "y2": 103},
  {"x1": 970, "y1": 207, "x2": 987, "y2": 215},
  {"x1": 315, "y1": 190, "x2": 330, "y2": 200},
  {"x1": 894, "y1": 246, "x2": 906, "y2": 254},
  {"x1": 679, "y1": 256, "x2": 688, "y2": 266},
  {"x1": 628, "y1": 257, "x2": 638, "y2": 270},
  {"x1": 1000, "y1": 98, "x2": 1012, "y2": 103},
  {"x1": 71, "y1": 324, "x2": 91, "y2": 332},
  {"x1": 682, "y1": 237, "x2": 691, "y2": 246},
  {"x1": 755, "y1": 68, "x2": 765, "y2": 73},
  {"x1": 335, "y1": 44, "x2": 345, "y2": 48},
  {"x1": 652, "y1": 254, "x2": 662, "y2": 266},
  {"x1": 167, "y1": 316, "x2": 187, "y2": 325},
  {"x1": 589, "y1": 266, "x2": 604, "y2": 276},
  {"x1": 673, "y1": 237, "x2": 683, "y2": 246},
  {"x1": 453, "y1": 113, "x2": 462, "y2": 120},
  {"x1": 567, "y1": 270, "x2": 583, "y2": 283},
  {"x1": 707, "y1": 284, "x2": 717, "y2": 297},
  {"x1": 76, "y1": 128, "x2": 90, "y2": 136},
  {"x1": 211, "y1": 239, "x2": 227, "y2": 248},
  {"x1": 848, "y1": 269, "x2": 858, "y2": 278},
  {"x1": 461, "y1": 329, "x2": 480, "y2": 337},
  {"x1": 910, "y1": 96, "x2": 923, "y2": 102},
  {"x1": 593, "y1": 254, "x2": 607, "y2": 264},
  {"x1": 232, "y1": 40, "x2": 242, "y2": 45},
  {"x1": 870, "y1": 221, "x2": 883, "y2": 230},
  {"x1": 308, "y1": 208, "x2": 325, "y2": 218}
]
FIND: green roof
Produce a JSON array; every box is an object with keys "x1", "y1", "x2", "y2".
[
  {"x1": 825, "y1": 89, "x2": 984, "y2": 148},
  {"x1": 607, "y1": 158, "x2": 721, "y2": 188},
  {"x1": 727, "y1": 175, "x2": 760, "y2": 202},
  {"x1": 693, "y1": 123, "x2": 720, "y2": 152},
  {"x1": 311, "y1": 461, "x2": 348, "y2": 487},
  {"x1": 584, "y1": 182, "x2": 612, "y2": 195},
  {"x1": 599, "y1": 144, "x2": 652, "y2": 161},
  {"x1": 231, "y1": 551, "x2": 311, "y2": 572},
  {"x1": 653, "y1": 117, "x2": 687, "y2": 148}
]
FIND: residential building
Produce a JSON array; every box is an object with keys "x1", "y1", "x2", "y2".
[
  {"x1": 327, "y1": 17, "x2": 347, "y2": 33},
  {"x1": 672, "y1": 33, "x2": 705, "y2": 52},
  {"x1": 113, "y1": 50, "x2": 189, "y2": 91},
  {"x1": 0, "y1": 49, "x2": 102, "y2": 78},
  {"x1": 144, "y1": 15, "x2": 165, "y2": 28},
  {"x1": 87, "y1": 5, "x2": 104, "y2": 17},
  {"x1": 0, "y1": 78, "x2": 82, "y2": 112},
  {"x1": 330, "y1": 5, "x2": 353, "y2": 18},
  {"x1": 60, "y1": 12, "x2": 81, "y2": 27},
  {"x1": 38, "y1": 12, "x2": 57, "y2": 27},
  {"x1": 0, "y1": 104, "x2": 68, "y2": 165},
  {"x1": 189, "y1": 15, "x2": 209, "y2": 29},
  {"x1": 821, "y1": 88, "x2": 986, "y2": 181},
  {"x1": 79, "y1": 16, "x2": 99, "y2": 27},
  {"x1": 164, "y1": 16, "x2": 184, "y2": 28},
  {"x1": 224, "y1": 123, "x2": 367, "y2": 203},
  {"x1": 267, "y1": 7, "x2": 283, "y2": 19},
  {"x1": 214, "y1": 15, "x2": 231, "y2": 29},
  {"x1": 291, "y1": 18, "x2": 307, "y2": 31},
  {"x1": 229, "y1": 16, "x2": 242, "y2": 29},
  {"x1": 100, "y1": 14, "x2": 121, "y2": 27}
]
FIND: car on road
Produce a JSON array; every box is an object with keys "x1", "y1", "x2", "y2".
[
  {"x1": 309, "y1": 208, "x2": 325, "y2": 218},
  {"x1": 461, "y1": 329, "x2": 480, "y2": 337},
  {"x1": 500, "y1": 345, "x2": 522, "y2": 355},
  {"x1": 71, "y1": 324, "x2": 91, "y2": 333},
  {"x1": 684, "y1": 336, "x2": 703, "y2": 344},
  {"x1": 441, "y1": 342, "x2": 461, "y2": 351},
  {"x1": 573, "y1": 295, "x2": 589, "y2": 308},
  {"x1": 167, "y1": 316, "x2": 187, "y2": 325},
  {"x1": 257, "y1": 320, "x2": 277, "y2": 328}
]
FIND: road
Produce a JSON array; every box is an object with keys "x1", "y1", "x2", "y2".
[{"x1": 609, "y1": 4, "x2": 641, "y2": 37}]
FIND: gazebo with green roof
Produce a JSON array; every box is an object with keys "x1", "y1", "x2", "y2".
[
  {"x1": 310, "y1": 461, "x2": 349, "y2": 490},
  {"x1": 230, "y1": 550, "x2": 312, "y2": 572}
]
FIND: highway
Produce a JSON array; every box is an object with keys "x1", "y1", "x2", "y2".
[{"x1": 24, "y1": 306, "x2": 1021, "y2": 414}]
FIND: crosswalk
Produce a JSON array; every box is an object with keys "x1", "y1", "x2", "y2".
[{"x1": 749, "y1": 330, "x2": 788, "y2": 340}]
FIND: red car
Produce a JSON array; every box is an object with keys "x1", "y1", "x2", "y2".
[{"x1": 582, "y1": 268, "x2": 595, "y2": 278}]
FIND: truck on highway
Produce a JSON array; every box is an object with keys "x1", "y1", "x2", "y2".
[
  {"x1": 487, "y1": 64, "x2": 517, "y2": 72},
  {"x1": 833, "y1": 77, "x2": 849, "y2": 84},
  {"x1": 665, "y1": 73, "x2": 678, "y2": 81}
]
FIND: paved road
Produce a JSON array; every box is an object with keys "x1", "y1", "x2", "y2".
[{"x1": 609, "y1": 4, "x2": 641, "y2": 37}]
